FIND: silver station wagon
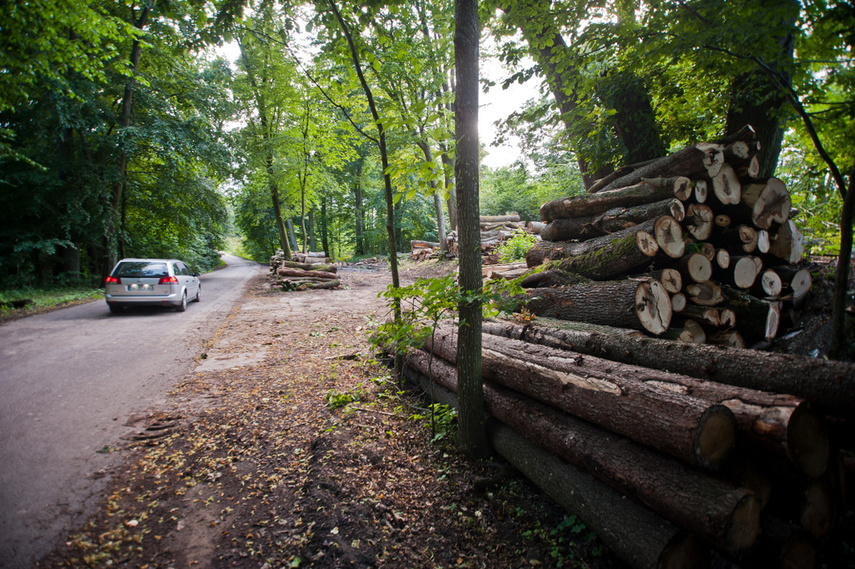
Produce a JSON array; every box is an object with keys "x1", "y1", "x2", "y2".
[{"x1": 105, "y1": 258, "x2": 201, "y2": 314}]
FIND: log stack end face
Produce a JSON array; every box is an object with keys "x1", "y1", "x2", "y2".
[
  {"x1": 726, "y1": 493, "x2": 762, "y2": 553},
  {"x1": 787, "y1": 403, "x2": 830, "y2": 479},
  {"x1": 694, "y1": 405, "x2": 736, "y2": 471}
]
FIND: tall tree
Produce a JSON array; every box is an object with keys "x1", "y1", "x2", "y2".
[{"x1": 454, "y1": 0, "x2": 488, "y2": 456}]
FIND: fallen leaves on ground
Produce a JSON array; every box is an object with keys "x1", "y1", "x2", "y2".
[{"x1": 39, "y1": 266, "x2": 617, "y2": 569}]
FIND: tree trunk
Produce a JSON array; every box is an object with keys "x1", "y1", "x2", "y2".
[
  {"x1": 481, "y1": 319, "x2": 855, "y2": 417},
  {"x1": 405, "y1": 349, "x2": 758, "y2": 552},
  {"x1": 105, "y1": 5, "x2": 150, "y2": 278},
  {"x1": 521, "y1": 279, "x2": 672, "y2": 335},
  {"x1": 454, "y1": 0, "x2": 487, "y2": 457},
  {"x1": 426, "y1": 328, "x2": 734, "y2": 470},
  {"x1": 354, "y1": 158, "x2": 365, "y2": 255}
]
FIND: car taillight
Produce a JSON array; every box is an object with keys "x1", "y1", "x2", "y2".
[
  {"x1": 159, "y1": 276, "x2": 179, "y2": 284},
  {"x1": 105, "y1": 276, "x2": 121, "y2": 284}
]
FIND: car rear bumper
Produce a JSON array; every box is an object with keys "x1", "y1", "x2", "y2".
[{"x1": 105, "y1": 292, "x2": 182, "y2": 307}]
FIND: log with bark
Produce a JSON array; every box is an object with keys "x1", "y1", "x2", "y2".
[
  {"x1": 276, "y1": 267, "x2": 338, "y2": 280},
  {"x1": 481, "y1": 319, "x2": 855, "y2": 417},
  {"x1": 520, "y1": 278, "x2": 673, "y2": 335},
  {"x1": 490, "y1": 423, "x2": 709, "y2": 569},
  {"x1": 405, "y1": 349, "x2": 759, "y2": 552},
  {"x1": 425, "y1": 328, "x2": 735, "y2": 470},
  {"x1": 525, "y1": 218, "x2": 661, "y2": 279},
  {"x1": 275, "y1": 260, "x2": 338, "y2": 273},
  {"x1": 594, "y1": 143, "x2": 724, "y2": 194},
  {"x1": 540, "y1": 199, "x2": 684, "y2": 242},
  {"x1": 539, "y1": 177, "x2": 691, "y2": 222}
]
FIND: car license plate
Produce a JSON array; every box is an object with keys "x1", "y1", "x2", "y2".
[{"x1": 129, "y1": 284, "x2": 154, "y2": 291}]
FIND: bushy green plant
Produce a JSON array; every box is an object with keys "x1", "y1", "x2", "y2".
[{"x1": 496, "y1": 230, "x2": 540, "y2": 263}]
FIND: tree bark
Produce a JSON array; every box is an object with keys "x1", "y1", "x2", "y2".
[
  {"x1": 426, "y1": 328, "x2": 734, "y2": 470},
  {"x1": 405, "y1": 349, "x2": 757, "y2": 553},
  {"x1": 454, "y1": 0, "x2": 487, "y2": 457},
  {"x1": 596, "y1": 144, "x2": 724, "y2": 194},
  {"x1": 539, "y1": 177, "x2": 688, "y2": 222},
  {"x1": 526, "y1": 217, "x2": 659, "y2": 275},
  {"x1": 481, "y1": 319, "x2": 855, "y2": 417},
  {"x1": 520, "y1": 278, "x2": 672, "y2": 335},
  {"x1": 489, "y1": 422, "x2": 708, "y2": 569}
]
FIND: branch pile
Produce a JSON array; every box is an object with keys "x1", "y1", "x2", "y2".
[
  {"x1": 440, "y1": 213, "x2": 539, "y2": 264},
  {"x1": 400, "y1": 321, "x2": 854, "y2": 569},
  {"x1": 269, "y1": 250, "x2": 340, "y2": 291},
  {"x1": 508, "y1": 126, "x2": 809, "y2": 348}
]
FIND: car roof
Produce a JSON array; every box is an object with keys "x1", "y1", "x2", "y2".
[{"x1": 117, "y1": 258, "x2": 183, "y2": 263}]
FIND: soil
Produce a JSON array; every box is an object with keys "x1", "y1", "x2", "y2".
[{"x1": 37, "y1": 259, "x2": 622, "y2": 569}]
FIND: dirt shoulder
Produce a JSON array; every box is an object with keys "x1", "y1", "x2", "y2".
[{"x1": 39, "y1": 260, "x2": 618, "y2": 569}]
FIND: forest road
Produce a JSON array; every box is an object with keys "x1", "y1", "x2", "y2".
[{"x1": 0, "y1": 254, "x2": 262, "y2": 569}]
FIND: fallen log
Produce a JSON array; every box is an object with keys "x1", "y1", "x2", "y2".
[
  {"x1": 520, "y1": 278, "x2": 672, "y2": 335},
  {"x1": 590, "y1": 198, "x2": 685, "y2": 235},
  {"x1": 275, "y1": 260, "x2": 337, "y2": 273},
  {"x1": 480, "y1": 213, "x2": 520, "y2": 223},
  {"x1": 405, "y1": 349, "x2": 758, "y2": 552},
  {"x1": 481, "y1": 319, "x2": 855, "y2": 416},
  {"x1": 276, "y1": 267, "x2": 338, "y2": 280},
  {"x1": 595, "y1": 143, "x2": 724, "y2": 194},
  {"x1": 527, "y1": 221, "x2": 545, "y2": 234},
  {"x1": 479, "y1": 331, "x2": 827, "y2": 477},
  {"x1": 539, "y1": 177, "x2": 690, "y2": 222},
  {"x1": 426, "y1": 328, "x2": 735, "y2": 470},
  {"x1": 526, "y1": 218, "x2": 660, "y2": 279},
  {"x1": 489, "y1": 423, "x2": 709, "y2": 569}
]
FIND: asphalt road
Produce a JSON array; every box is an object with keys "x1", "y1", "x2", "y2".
[{"x1": 0, "y1": 254, "x2": 261, "y2": 568}]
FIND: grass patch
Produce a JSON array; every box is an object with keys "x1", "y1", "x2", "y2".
[{"x1": 0, "y1": 286, "x2": 103, "y2": 322}]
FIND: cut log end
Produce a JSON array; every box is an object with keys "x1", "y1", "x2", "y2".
[
  {"x1": 655, "y1": 216, "x2": 686, "y2": 259},
  {"x1": 695, "y1": 405, "x2": 736, "y2": 470},
  {"x1": 788, "y1": 403, "x2": 830, "y2": 478},
  {"x1": 635, "y1": 280, "x2": 672, "y2": 335},
  {"x1": 727, "y1": 494, "x2": 762, "y2": 552},
  {"x1": 658, "y1": 534, "x2": 709, "y2": 569},
  {"x1": 636, "y1": 231, "x2": 660, "y2": 257}
]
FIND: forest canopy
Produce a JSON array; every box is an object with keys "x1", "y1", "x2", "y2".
[{"x1": 0, "y1": 0, "x2": 852, "y2": 290}]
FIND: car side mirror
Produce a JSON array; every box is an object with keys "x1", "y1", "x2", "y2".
[{"x1": 193, "y1": 272, "x2": 201, "y2": 277}]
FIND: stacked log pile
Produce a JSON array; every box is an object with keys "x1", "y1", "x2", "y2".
[
  {"x1": 509, "y1": 127, "x2": 809, "y2": 348},
  {"x1": 400, "y1": 322, "x2": 855, "y2": 569},
  {"x1": 269, "y1": 249, "x2": 340, "y2": 291},
  {"x1": 442, "y1": 213, "x2": 538, "y2": 264}
]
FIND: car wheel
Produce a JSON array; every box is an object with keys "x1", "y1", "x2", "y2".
[
  {"x1": 176, "y1": 291, "x2": 187, "y2": 312},
  {"x1": 194, "y1": 284, "x2": 201, "y2": 302},
  {"x1": 108, "y1": 304, "x2": 123, "y2": 314}
]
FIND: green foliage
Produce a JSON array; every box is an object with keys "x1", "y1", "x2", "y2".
[
  {"x1": 496, "y1": 230, "x2": 540, "y2": 263},
  {"x1": 481, "y1": 160, "x2": 580, "y2": 222},
  {"x1": 409, "y1": 403, "x2": 458, "y2": 445},
  {"x1": 324, "y1": 389, "x2": 359, "y2": 409},
  {"x1": 372, "y1": 274, "x2": 526, "y2": 358}
]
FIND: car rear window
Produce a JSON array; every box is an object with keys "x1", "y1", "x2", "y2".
[{"x1": 114, "y1": 262, "x2": 169, "y2": 278}]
